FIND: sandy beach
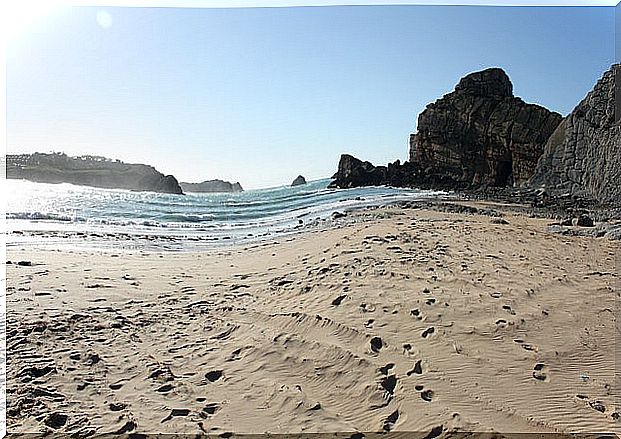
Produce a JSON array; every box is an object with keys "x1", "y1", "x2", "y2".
[{"x1": 6, "y1": 202, "x2": 619, "y2": 436}]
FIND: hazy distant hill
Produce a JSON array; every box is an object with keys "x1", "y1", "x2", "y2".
[
  {"x1": 180, "y1": 180, "x2": 243, "y2": 193},
  {"x1": 6, "y1": 152, "x2": 183, "y2": 194}
]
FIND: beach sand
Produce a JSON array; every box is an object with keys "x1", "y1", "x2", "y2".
[{"x1": 6, "y1": 202, "x2": 619, "y2": 436}]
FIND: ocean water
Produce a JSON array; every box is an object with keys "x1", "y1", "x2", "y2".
[{"x1": 5, "y1": 178, "x2": 446, "y2": 251}]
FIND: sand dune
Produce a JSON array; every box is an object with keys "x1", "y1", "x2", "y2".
[{"x1": 6, "y1": 203, "x2": 619, "y2": 436}]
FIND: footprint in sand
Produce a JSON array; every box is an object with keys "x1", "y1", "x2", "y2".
[
  {"x1": 332, "y1": 295, "x2": 347, "y2": 306},
  {"x1": 161, "y1": 408, "x2": 190, "y2": 423},
  {"x1": 502, "y1": 305, "x2": 516, "y2": 315},
  {"x1": 109, "y1": 381, "x2": 125, "y2": 390},
  {"x1": 421, "y1": 389, "x2": 434, "y2": 402},
  {"x1": 370, "y1": 337, "x2": 383, "y2": 353},
  {"x1": 44, "y1": 412, "x2": 68, "y2": 429},
  {"x1": 156, "y1": 383, "x2": 174, "y2": 393},
  {"x1": 514, "y1": 339, "x2": 537, "y2": 352},
  {"x1": 422, "y1": 425, "x2": 444, "y2": 439},
  {"x1": 205, "y1": 370, "x2": 224, "y2": 382},
  {"x1": 379, "y1": 363, "x2": 395, "y2": 375},
  {"x1": 380, "y1": 375, "x2": 397, "y2": 395},
  {"x1": 109, "y1": 402, "x2": 127, "y2": 411},
  {"x1": 588, "y1": 400, "x2": 606, "y2": 413},
  {"x1": 202, "y1": 403, "x2": 220, "y2": 416},
  {"x1": 421, "y1": 327, "x2": 435, "y2": 338},
  {"x1": 406, "y1": 360, "x2": 423, "y2": 376},
  {"x1": 360, "y1": 303, "x2": 376, "y2": 313},
  {"x1": 532, "y1": 363, "x2": 549, "y2": 381},
  {"x1": 382, "y1": 409, "x2": 399, "y2": 432}
]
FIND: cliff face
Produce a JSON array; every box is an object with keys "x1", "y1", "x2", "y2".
[
  {"x1": 409, "y1": 68, "x2": 563, "y2": 187},
  {"x1": 180, "y1": 180, "x2": 243, "y2": 193},
  {"x1": 6, "y1": 153, "x2": 183, "y2": 194},
  {"x1": 529, "y1": 65, "x2": 621, "y2": 204}
]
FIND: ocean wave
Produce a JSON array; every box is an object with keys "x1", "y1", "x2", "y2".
[
  {"x1": 6, "y1": 179, "x2": 446, "y2": 241},
  {"x1": 6, "y1": 212, "x2": 85, "y2": 222}
]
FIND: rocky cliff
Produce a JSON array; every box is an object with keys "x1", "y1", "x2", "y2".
[
  {"x1": 180, "y1": 180, "x2": 243, "y2": 193},
  {"x1": 529, "y1": 65, "x2": 620, "y2": 205},
  {"x1": 409, "y1": 68, "x2": 563, "y2": 187},
  {"x1": 330, "y1": 68, "x2": 564, "y2": 190},
  {"x1": 6, "y1": 153, "x2": 184, "y2": 194}
]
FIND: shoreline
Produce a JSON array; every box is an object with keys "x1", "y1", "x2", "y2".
[
  {"x1": 6, "y1": 201, "x2": 619, "y2": 435},
  {"x1": 7, "y1": 192, "x2": 621, "y2": 256}
]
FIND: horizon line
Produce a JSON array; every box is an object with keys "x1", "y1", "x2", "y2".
[{"x1": 13, "y1": 0, "x2": 620, "y2": 8}]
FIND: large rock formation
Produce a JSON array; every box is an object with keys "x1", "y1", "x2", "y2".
[
  {"x1": 529, "y1": 65, "x2": 620, "y2": 205},
  {"x1": 328, "y1": 154, "x2": 460, "y2": 190},
  {"x1": 180, "y1": 180, "x2": 243, "y2": 193},
  {"x1": 6, "y1": 152, "x2": 183, "y2": 194},
  {"x1": 409, "y1": 68, "x2": 563, "y2": 187}
]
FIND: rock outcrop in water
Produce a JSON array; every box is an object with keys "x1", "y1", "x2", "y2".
[
  {"x1": 328, "y1": 154, "x2": 462, "y2": 190},
  {"x1": 6, "y1": 152, "x2": 183, "y2": 194},
  {"x1": 409, "y1": 68, "x2": 563, "y2": 187},
  {"x1": 329, "y1": 68, "x2": 563, "y2": 190},
  {"x1": 180, "y1": 180, "x2": 243, "y2": 193},
  {"x1": 529, "y1": 65, "x2": 621, "y2": 205},
  {"x1": 291, "y1": 175, "x2": 307, "y2": 186}
]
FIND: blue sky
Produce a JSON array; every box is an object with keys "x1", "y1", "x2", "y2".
[{"x1": 6, "y1": 4, "x2": 615, "y2": 189}]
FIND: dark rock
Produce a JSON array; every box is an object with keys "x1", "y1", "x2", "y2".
[
  {"x1": 6, "y1": 152, "x2": 183, "y2": 194},
  {"x1": 17, "y1": 260, "x2": 32, "y2": 266},
  {"x1": 410, "y1": 68, "x2": 562, "y2": 187},
  {"x1": 530, "y1": 65, "x2": 620, "y2": 205},
  {"x1": 329, "y1": 154, "x2": 388, "y2": 188},
  {"x1": 291, "y1": 175, "x2": 307, "y2": 186},
  {"x1": 576, "y1": 214, "x2": 594, "y2": 227},
  {"x1": 332, "y1": 211, "x2": 347, "y2": 219},
  {"x1": 180, "y1": 180, "x2": 243, "y2": 193},
  {"x1": 329, "y1": 69, "x2": 561, "y2": 191}
]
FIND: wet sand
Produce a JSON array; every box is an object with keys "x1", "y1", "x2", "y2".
[{"x1": 6, "y1": 203, "x2": 619, "y2": 436}]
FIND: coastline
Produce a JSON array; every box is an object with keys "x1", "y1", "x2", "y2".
[{"x1": 6, "y1": 200, "x2": 619, "y2": 435}]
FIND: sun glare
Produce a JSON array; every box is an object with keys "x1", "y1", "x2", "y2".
[{"x1": 1, "y1": 0, "x2": 60, "y2": 43}]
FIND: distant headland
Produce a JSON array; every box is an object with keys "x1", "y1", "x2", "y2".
[
  {"x1": 5, "y1": 153, "x2": 247, "y2": 195},
  {"x1": 6, "y1": 152, "x2": 184, "y2": 194},
  {"x1": 180, "y1": 180, "x2": 243, "y2": 193}
]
